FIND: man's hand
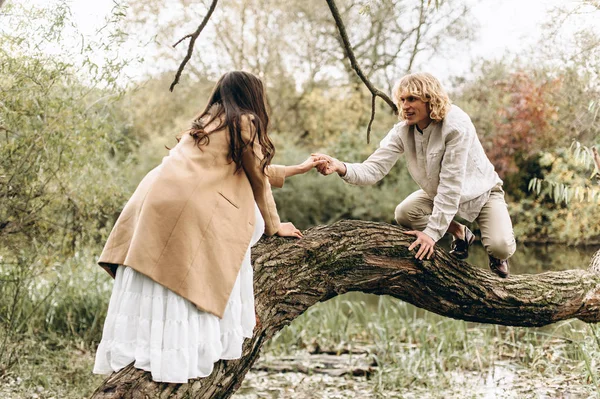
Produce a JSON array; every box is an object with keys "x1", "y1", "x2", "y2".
[
  {"x1": 405, "y1": 230, "x2": 435, "y2": 260},
  {"x1": 311, "y1": 153, "x2": 347, "y2": 176}
]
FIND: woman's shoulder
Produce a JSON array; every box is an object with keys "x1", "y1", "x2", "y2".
[
  {"x1": 240, "y1": 113, "x2": 256, "y2": 128},
  {"x1": 240, "y1": 113, "x2": 257, "y2": 142}
]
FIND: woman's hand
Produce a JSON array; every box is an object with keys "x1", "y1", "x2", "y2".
[
  {"x1": 276, "y1": 222, "x2": 303, "y2": 239},
  {"x1": 284, "y1": 156, "x2": 327, "y2": 177}
]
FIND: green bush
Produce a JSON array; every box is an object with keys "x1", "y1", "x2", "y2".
[{"x1": 0, "y1": 0, "x2": 135, "y2": 371}]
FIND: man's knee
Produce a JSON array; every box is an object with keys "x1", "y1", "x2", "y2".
[
  {"x1": 487, "y1": 237, "x2": 516, "y2": 260},
  {"x1": 395, "y1": 202, "x2": 416, "y2": 228}
]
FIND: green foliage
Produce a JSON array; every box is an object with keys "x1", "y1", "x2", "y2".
[
  {"x1": 0, "y1": 1, "x2": 136, "y2": 252},
  {"x1": 513, "y1": 146, "x2": 600, "y2": 244},
  {"x1": 124, "y1": 73, "x2": 216, "y2": 142},
  {"x1": 529, "y1": 142, "x2": 600, "y2": 205},
  {"x1": 0, "y1": 0, "x2": 136, "y2": 373}
]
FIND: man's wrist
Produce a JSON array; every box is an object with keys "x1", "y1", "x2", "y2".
[{"x1": 336, "y1": 161, "x2": 347, "y2": 177}]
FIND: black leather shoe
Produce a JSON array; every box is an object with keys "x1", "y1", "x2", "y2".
[
  {"x1": 489, "y1": 256, "x2": 509, "y2": 278},
  {"x1": 449, "y1": 226, "x2": 475, "y2": 259}
]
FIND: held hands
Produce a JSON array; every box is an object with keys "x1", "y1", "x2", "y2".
[
  {"x1": 405, "y1": 230, "x2": 435, "y2": 260},
  {"x1": 311, "y1": 153, "x2": 346, "y2": 176},
  {"x1": 286, "y1": 154, "x2": 345, "y2": 177},
  {"x1": 286, "y1": 156, "x2": 328, "y2": 177},
  {"x1": 297, "y1": 156, "x2": 327, "y2": 174},
  {"x1": 276, "y1": 222, "x2": 303, "y2": 239}
]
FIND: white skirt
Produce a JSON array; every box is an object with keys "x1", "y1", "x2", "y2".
[{"x1": 93, "y1": 204, "x2": 265, "y2": 383}]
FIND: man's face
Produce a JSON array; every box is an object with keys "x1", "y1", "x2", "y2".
[{"x1": 399, "y1": 92, "x2": 431, "y2": 130}]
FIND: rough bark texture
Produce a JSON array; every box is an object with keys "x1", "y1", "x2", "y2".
[{"x1": 91, "y1": 220, "x2": 600, "y2": 399}]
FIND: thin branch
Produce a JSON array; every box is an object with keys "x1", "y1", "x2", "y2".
[
  {"x1": 593, "y1": 146, "x2": 600, "y2": 172},
  {"x1": 406, "y1": 0, "x2": 425, "y2": 73},
  {"x1": 366, "y1": 95, "x2": 375, "y2": 143},
  {"x1": 169, "y1": 0, "x2": 219, "y2": 92},
  {"x1": 325, "y1": 0, "x2": 399, "y2": 137},
  {"x1": 172, "y1": 34, "x2": 193, "y2": 48}
]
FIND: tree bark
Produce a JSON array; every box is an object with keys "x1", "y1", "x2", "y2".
[{"x1": 91, "y1": 220, "x2": 600, "y2": 399}]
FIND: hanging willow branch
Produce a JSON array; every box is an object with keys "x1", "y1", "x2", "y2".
[
  {"x1": 169, "y1": 0, "x2": 219, "y2": 92},
  {"x1": 325, "y1": 0, "x2": 399, "y2": 143}
]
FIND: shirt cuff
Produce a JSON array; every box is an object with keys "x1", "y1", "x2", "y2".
[
  {"x1": 423, "y1": 226, "x2": 444, "y2": 243},
  {"x1": 340, "y1": 163, "x2": 354, "y2": 183}
]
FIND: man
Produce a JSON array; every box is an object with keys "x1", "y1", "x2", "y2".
[{"x1": 314, "y1": 72, "x2": 515, "y2": 278}]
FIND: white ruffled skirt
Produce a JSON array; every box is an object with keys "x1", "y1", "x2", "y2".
[{"x1": 93, "y1": 204, "x2": 265, "y2": 383}]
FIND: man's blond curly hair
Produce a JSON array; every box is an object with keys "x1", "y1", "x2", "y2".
[{"x1": 392, "y1": 72, "x2": 452, "y2": 122}]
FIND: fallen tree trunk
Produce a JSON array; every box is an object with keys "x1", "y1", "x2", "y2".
[{"x1": 91, "y1": 220, "x2": 600, "y2": 399}]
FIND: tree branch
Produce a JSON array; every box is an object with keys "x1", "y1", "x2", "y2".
[
  {"x1": 92, "y1": 220, "x2": 600, "y2": 398},
  {"x1": 366, "y1": 94, "x2": 375, "y2": 143},
  {"x1": 325, "y1": 0, "x2": 398, "y2": 141},
  {"x1": 593, "y1": 146, "x2": 600, "y2": 172},
  {"x1": 406, "y1": 0, "x2": 426, "y2": 73},
  {"x1": 169, "y1": 0, "x2": 219, "y2": 92}
]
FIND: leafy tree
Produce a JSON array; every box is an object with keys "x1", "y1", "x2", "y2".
[
  {"x1": 511, "y1": 145, "x2": 599, "y2": 244},
  {"x1": 456, "y1": 61, "x2": 600, "y2": 197}
]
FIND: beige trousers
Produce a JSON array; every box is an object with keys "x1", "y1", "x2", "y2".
[{"x1": 394, "y1": 186, "x2": 516, "y2": 260}]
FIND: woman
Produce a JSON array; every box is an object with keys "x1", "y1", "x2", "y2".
[{"x1": 93, "y1": 71, "x2": 321, "y2": 383}]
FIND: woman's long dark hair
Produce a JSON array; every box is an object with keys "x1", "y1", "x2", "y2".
[{"x1": 189, "y1": 71, "x2": 274, "y2": 174}]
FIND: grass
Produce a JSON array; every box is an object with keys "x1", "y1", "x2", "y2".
[
  {"x1": 0, "y1": 250, "x2": 110, "y2": 399},
  {"x1": 0, "y1": 334, "x2": 105, "y2": 399}
]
